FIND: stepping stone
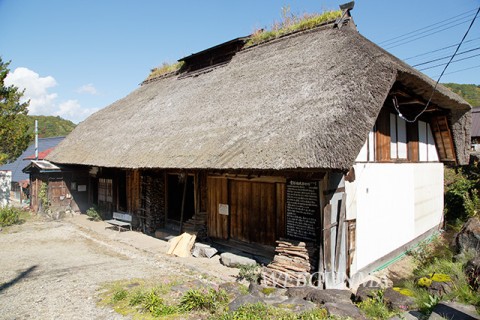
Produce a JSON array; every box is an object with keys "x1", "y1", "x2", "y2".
[
  {"x1": 228, "y1": 294, "x2": 264, "y2": 312},
  {"x1": 220, "y1": 252, "x2": 256, "y2": 267},
  {"x1": 324, "y1": 301, "x2": 366, "y2": 320},
  {"x1": 274, "y1": 297, "x2": 317, "y2": 314},
  {"x1": 306, "y1": 288, "x2": 353, "y2": 304}
]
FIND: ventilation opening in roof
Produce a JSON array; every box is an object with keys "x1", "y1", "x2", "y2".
[{"x1": 178, "y1": 37, "x2": 247, "y2": 76}]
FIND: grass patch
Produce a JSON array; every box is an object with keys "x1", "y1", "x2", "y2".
[
  {"x1": 212, "y1": 303, "x2": 329, "y2": 320},
  {"x1": 246, "y1": 8, "x2": 342, "y2": 47},
  {"x1": 146, "y1": 61, "x2": 185, "y2": 81},
  {"x1": 180, "y1": 288, "x2": 228, "y2": 313}
]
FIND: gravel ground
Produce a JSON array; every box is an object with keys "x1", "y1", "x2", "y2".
[{"x1": 0, "y1": 216, "x2": 223, "y2": 320}]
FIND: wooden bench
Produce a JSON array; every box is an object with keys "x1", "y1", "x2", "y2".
[{"x1": 105, "y1": 212, "x2": 132, "y2": 232}]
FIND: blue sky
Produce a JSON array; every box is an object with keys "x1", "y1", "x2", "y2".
[{"x1": 1, "y1": 0, "x2": 479, "y2": 123}]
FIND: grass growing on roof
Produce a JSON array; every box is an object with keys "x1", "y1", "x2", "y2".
[
  {"x1": 145, "y1": 61, "x2": 185, "y2": 81},
  {"x1": 246, "y1": 7, "x2": 342, "y2": 47}
]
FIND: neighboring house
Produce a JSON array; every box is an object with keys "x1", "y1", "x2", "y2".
[
  {"x1": 470, "y1": 107, "x2": 480, "y2": 151},
  {"x1": 46, "y1": 8, "x2": 471, "y2": 288},
  {"x1": 0, "y1": 136, "x2": 64, "y2": 204}
]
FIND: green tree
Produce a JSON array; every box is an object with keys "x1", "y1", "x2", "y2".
[{"x1": 0, "y1": 57, "x2": 32, "y2": 164}]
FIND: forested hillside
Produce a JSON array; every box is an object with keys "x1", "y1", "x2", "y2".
[
  {"x1": 27, "y1": 115, "x2": 76, "y2": 138},
  {"x1": 442, "y1": 83, "x2": 480, "y2": 107}
]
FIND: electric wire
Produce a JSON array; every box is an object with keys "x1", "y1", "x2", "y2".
[
  {"x1": 432, "y1": 63, "x2": 480, "y2": 77},
  {"x1": 412, "y1": 46, "x2": 480, "y2": 67},
  {"x1": 394, "y1": 6, "x2": 480, "y2": 123},
  {"x1": 378, "y1": 8, "x2": 477, "y2": 45},
  {"x1": 384, "y1": 19, "x2": 471, "y2": 50},
  {"x1": 418, "y1": 52, "x2": 480, "y2": 71},
  {"x1": 403, "y1": 36, "x2": 480, "y2": 61}
]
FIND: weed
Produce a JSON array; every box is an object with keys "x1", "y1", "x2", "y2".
[
  {"x1": 111, "y1": 288, "x2": 128, "y2": 303},
  {"x1": 180, "y1": 288, "x2": 228, "y2": 313},
  {"x1": 146, "y1": 61, "x2": 185, "y2": 81},
  {"x1": 86, "y1": 206, "x2": 101, "y2": 221},
  {"x1": 246, "y1": 9, "x2": 342, "y2": 47},
  {"x1": 128, "y1": 289, "x2": 145, "y2": 306},
  {"x1": 39, "y1": 182, "x2": 49, "y2": 211},
  {"x1": 237, "y1": 264, "x2": 261, "y2": 283},
  {"x1": 356, "y1": 290, "x2": 399, "y2": 320},
  {"x1": 0, "y1": 206, "x2": 22, "y2": 227}
]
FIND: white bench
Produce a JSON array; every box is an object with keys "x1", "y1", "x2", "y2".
[{"x1": 105, "y1": 212, "x2": 132, "y2": 232}]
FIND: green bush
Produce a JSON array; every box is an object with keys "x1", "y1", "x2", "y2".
[
  {"x1": 0, "y1": 206, "x2": 21, "y2": 227},
  {"x1": 444, "y1": 167, "x2": 479, "y2": 226},
  {"x1": 86, "y1": 206, "x2": 102, "y2": 221}
]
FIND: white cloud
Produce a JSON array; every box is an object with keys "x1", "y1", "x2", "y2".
[
  {"x1": 55, "y1": 100, "x2": 98, "y2": 123},
  {"x1": 76, "y1": 83, "x2": 98, "y2": 95},
  {"x1": 5, "y1": 67, "x2": 58, "y2": 115},
  {"x1": 5, "y1": 67, "x2": 98, "y2": 123}
]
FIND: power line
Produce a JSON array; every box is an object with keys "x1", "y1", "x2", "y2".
[
  {"x1": 418, "y1": 52, "x2": 480, "y2": 71},
  {"x1": 394, "y1": 6, "x2": 480, "y2": 123},
  {"x1": 378, "y1": 8, "x2": 477, "y2": 45},
  {"x1": 432, "y1": 63, "x2": 480, "y2": 77},
  {"x1": 403, "y1": 37, "x2": 480, "y2": 61},
  {"x1": 412, "y1": 46, "x2": 480, "y2": 67},
  {"x1": 384, "y1": 19, "x2": 471, "y2": 50}
]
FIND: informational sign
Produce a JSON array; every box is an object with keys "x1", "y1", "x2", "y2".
[
  {"x1": 77, "y1": 185, "x2": 87, "y2": 192},
  {"x1": 218, "y1": 203, "x2": 229, "y2": 215},
  {"x1": 286, "y1": 180, "x2": 320, "y2": 242}
]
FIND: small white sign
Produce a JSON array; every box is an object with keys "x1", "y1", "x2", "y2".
[
  {"x1": 78, "y1": 185, "x2": 87, "y2": 192},
  {"x1": 218, "y1": 203, "x2": 229, "y2": 216}
]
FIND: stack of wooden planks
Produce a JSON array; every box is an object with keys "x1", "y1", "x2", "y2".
[
  {"x1": 261, "y1": 240, "x2": 312, "y2": 288},
  {"x1": 182, "y1": 212, "x2": 207, "y2": 240},
  {"x1": 167, "y1": 232, "x2": 196, "y2": 258}
]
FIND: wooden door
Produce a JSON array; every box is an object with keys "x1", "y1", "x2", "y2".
[
  {"x1": 207, "y1": 177, "x2": 228, "y2": 239},
  {"x1": 229, "y1": 180, "x2": 276, "y2": 245}
]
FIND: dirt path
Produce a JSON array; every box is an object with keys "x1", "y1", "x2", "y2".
[{"x1": 0, "y1": 217, "x2": 231, "y2": 319}]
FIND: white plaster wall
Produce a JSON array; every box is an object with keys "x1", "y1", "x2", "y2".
[
  {"x1": 346, "y1": 163, "x2": 443, "y2": 273},
  {"x1": 0, "y1": 171, "x2": 11, "y2": 208}
]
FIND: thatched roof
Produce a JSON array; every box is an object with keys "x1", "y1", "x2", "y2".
[{"x1": 48, "y1": 24, "x2": 471, "y2": 171}]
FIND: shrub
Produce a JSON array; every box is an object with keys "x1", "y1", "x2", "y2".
[
  {"x1": 0, "y1": 206, "x2": 21, "y2": 227},
  {"x1": 86, "y1": 206, "x2": 101, "y2": 221},
  {"x1": 444, "y1": 167, "x2": 479, "y2": 226}
]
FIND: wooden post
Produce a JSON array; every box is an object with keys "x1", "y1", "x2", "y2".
[{"x1": 179, "y1": 173, "x2": 188, "y2": 233}]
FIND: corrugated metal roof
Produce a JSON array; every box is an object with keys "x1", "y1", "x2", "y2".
[{"x1": 0, "y1": 137, "x2": 64, "y2": 182}]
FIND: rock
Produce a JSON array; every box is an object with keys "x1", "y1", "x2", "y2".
[
  {"x1": 427, "y1": 280, "x2": 453, "y2": 297},
  {"x1": 220, "y1": 252, "x2": 256, "y2": 268},
  {"x1": 455, "y1": 217, "x2": 480, "y2": 253},
  {"x1": 192, "y1": 243, "x2": 217, "y2": 258},
  {"x1": 219, "y1": 282, "x2": 245, "y2": 299},
  {"x1": 465, "y1": 255, "x2": 480, "y2": 292},
  {"x1": 355, "y1": 285, "x2": 382, "y2": 302},
  {"x1": 286, "y1": 286, "x2": 316, "y2": 299},
  {"x1": 324, "y1": 301, "x2": 366, "y2": 319},
  {"x1": 383, "y1": 287, "x2": 416, "y2": 311},
  {"x1": 428, "y1": 301, "x2": 480, "y2": 320},
  {"x1": 274, "y1": 297, "x2": 317, "y2": 314},
  {"x1": 248, "y1": 283, "x2": 287, "y2": 298},
  {"x1": 170, "y1": 280, "x2": 207, "y2": 294},
  {"x1": 305, "y1": 288, "x2": 353, "y2": 304},
  {"x1": 228, "y1": 294, "x2": 264, "y2": 312}
]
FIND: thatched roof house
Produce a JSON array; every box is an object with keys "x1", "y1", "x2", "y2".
[
  {"x1": 47, "y1": 24, "x2": 470, "y2": 170},
  {"x1": 43, "y1": 9, "x2": 472, "y2": 289}
]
